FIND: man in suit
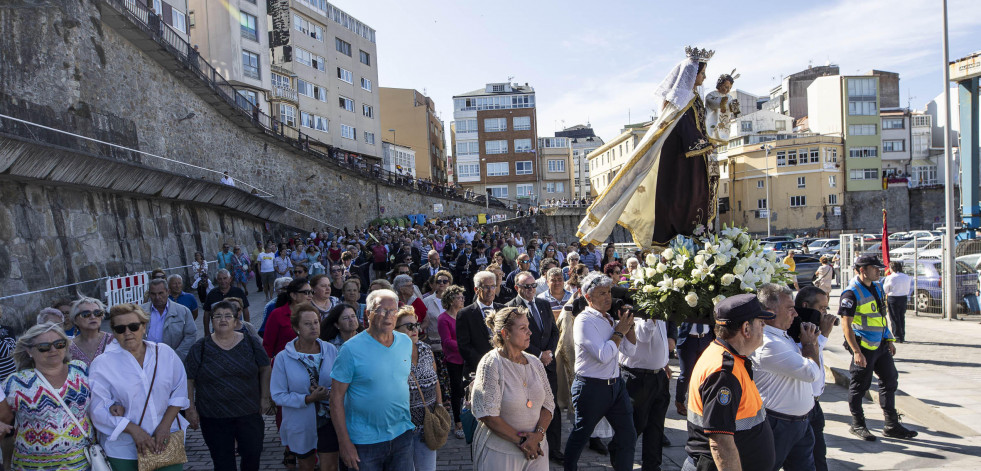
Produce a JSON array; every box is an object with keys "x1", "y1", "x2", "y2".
[
  {"x1": 143, "y1": 278, "x2": 199, "y2": 360},
  {"x1": 456, "y1": 270, "x2": 504, "y2": 375},
  {"x1": 508, "y1": 271, "x2": 563, "y2": 464},
  {"x1": 454, "y1": 242, "x2": 477, "y2": 302},
  {"x1": 674, "y1": 320, "x2": 714, "y2": 415},
  {"x1": 505, "y1": 253, "x2": 539, "y2": 291},
  {"x1": 443, "y1": 236, "x2": 463, "y2": 265},
  {"x1": 414, "y1": 250, "x2": 446, "y2": 289}
]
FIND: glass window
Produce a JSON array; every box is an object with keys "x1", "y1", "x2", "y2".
[
  {"x1": 848, "y1": 147, "x2": 878, "y2": 158},
  {"x1": 335, "y1": 38, "x2": 352, "y2": 56},
  {"x1": 515, "y1": 161, "x2": 533, "y2": 175},
  {"x1": 790, "y1": 196, "x2": 806, "y2": 207},
  {"x1": 364, "y1": 131, "x2": 375, "y2": 144},
  {"x1": 883, "y1": 140, "x2": 905, "y2": 152},
  {"x1": 271, "y1": 73, "x2": 290, "y2": 89},
  {"x1": 338, "y1": 96, "x2": 354, "y2": 112},
  {"x1": 514, "y1": 139, "x2": 532, "y2": 153},
  {"x1": 485, "y1": 140, "x2": 508, "y2": 154},
  {"x1": 362, "y1": 104, "x2": 373, "y2": 118},
  {"x1": 300, "y1": 111, "x2": 328, "y2": 132},
  {"x1": 741, "y1": 121, "x2": 752, "y2": 132},
  {"x1": 172, "y1": 10, "x2": 187, "y2": 33},
  {"x1": 776, "y1": 151, "x2": 786, "y2": 166},
  {"x1": 240, "y1": 12, "x2": 258, "y2": 41},
  {"x1": 487, "y1": 162, "x2": 509, "y2": 176},
  {"x1": 516, "y1": 184, "x2": 534, "y2": 198},
  {"x1": 278, "y1": 104, "x2": 296, "y2": 127},
  {"x1": 848, "y1": 124, "x2": 877, "y2": 136},
  {"x1": 484, "y1": 118, "x2": 506, "y2": 132},
  {"x1": 337, "y1": 67, "x2": 353, "y2": 83},
  {"x1": 797, "y1": 176, "x2": 805, "y2": 188},
  {"x1": 340, "y1": 124, "x2": 356, "y2": 140},
  {"x1": 457, "y1": 163, "x2": 480, "y2": 178},
  {"x1": 828, "y1": 194, "x2": 839, "y2": 205},
  {"x1": 513, "y1": 116, "x2": 531, "y2": 130},
  {"x1": 487, "y1": 185, "x2": 508, "y2": 198},
  {"x1": 882, "y1": 118, "x2": 905, "y2": 129},
  {"x1": 547, "y1": 159, "x2": 566, "y2": 172},
  {"x1": 241, "y1": 50, "x2": 260, "y2": 79},
  {"x1": 810, "y1": 148, "x2": 820, "y2": 163},
  {"x1": 360, "y1": 50, "x2": 371, "y2": 66},
  {"x1": 787, "y1": 150, "x2": 797, "y2": 166},
  {"x1": 361, "y1": 78, "x2": 372, "y2": 92}
]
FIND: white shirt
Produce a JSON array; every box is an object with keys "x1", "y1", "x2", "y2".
[
  {"x1": 220, "y1": 175, "x2": 235, "y2": 186},
  {"x1": 146, "y1": 303, "x2": 167, "y2": 344},
  {"x1": 573, "y1": 306, "x2": 637, "y2": 379},
  {"x1": 89, "y1": 341, "x2": 189, "y2": 460},
  {"x1": 798, "y1": 335, "x2": 829, "y2": 397},
  {"x1": 619, "y1": 319, "x2": 669, "y2": 370},
  {"x1": 750, "y1": 325, "x2": 822, "y2": 416},
  {"x1": 883, "y1": 272, "x2": 913, "y2": 297},
  {"x1": 257, "y1": 251, "x2": 275, "y2": 273}
]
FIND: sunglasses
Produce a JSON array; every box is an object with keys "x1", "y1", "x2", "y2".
[
  {"x1": 32, "y1": 339, "x2": 68, "y2": 352},
  {"x1": 519, "y1": 260, "x2": 530, "y2": 264},
  {"x1": 436, "y1": 279, "x2": 450, "y2": 284},
  {"x1": 111, "y1": 323, "x2": 142, "y2": 334},
  {"x1": 517, "y1": 283, "x2": 537, "y2": 290},
  {"x1": 396, "y1": 322, "x2": 421, "y2": 331},
  {"x1": 296, "y1": 289, "x2": 314, "y2": 295},
  {"x1": 77, "y1": 310, "x2": 105, "y2": 319}
]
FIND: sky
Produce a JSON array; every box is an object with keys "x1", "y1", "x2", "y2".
[{"x1": 339, "y1": 0, "x2": 981, "y2": 146}]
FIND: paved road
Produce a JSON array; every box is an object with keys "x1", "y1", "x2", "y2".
[{"x1": 179, "y1": 285, "x2": 981, "y2": 470}]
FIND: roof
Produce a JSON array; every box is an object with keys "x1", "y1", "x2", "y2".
[{"x1": 453, "y1": 83, "x2": 535, "y2": 98}]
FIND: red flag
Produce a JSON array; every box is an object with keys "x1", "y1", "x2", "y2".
[{"x1": 882, "y1": 209, "x2": 891, "y2": 275}]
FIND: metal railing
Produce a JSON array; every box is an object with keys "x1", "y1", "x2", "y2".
[{"x1": 272, "y1": 86, "x2": 299, "y2": 102}]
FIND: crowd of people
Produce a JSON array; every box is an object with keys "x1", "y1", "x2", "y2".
[{"x1": 0, "y1": 217, "x2": 920, "y2": 471}]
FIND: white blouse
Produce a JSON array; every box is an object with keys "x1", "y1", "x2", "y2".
[{"x1": 89, "y1": 340, "x2": 190, "y2": 460}]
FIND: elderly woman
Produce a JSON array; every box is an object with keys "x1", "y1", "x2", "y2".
[
  {"x1": 396, "y1": 306, "x2": 443, "y2": 471},
  {"x1": 814, "y1": 256, "x2": 834, "y2": 294},
  {"x1": 271, "y1": 303, "x2": 339, "y2": 471},
  {"x1": 68, "y1": 297, "x2": 113, "y2": 366},
  {"x1": 36, "y1": 307, "x2": 66, "y2": 328},
  {"x1": 470, "y1": 307, "x2": 554, "y2": 470},
  {"x1": 422, "y1": 270, "x2": 452, "y2": 356},
  {"x1": 259, "y1": 276, "x2": 293, "y2": 337},
  {"x1": 263, "y1": 279, "x2": 314, "y2": 359},
  {"x1": 320, "y1": 303, "x2": 362, "y2": 348},
  {"x1": 185, "y1": 300, "x2": 271, "y2": 471},
  {"x1": 309, "y1": 274, "x2": 337, "y2": 320},
  {"x1": 0, "y1": 323, "x2": 86, "y2": 469},
  {"x1": 339, "y1": 279, "x2": 366, "y2": 324},
  {"x1": 537, "y1": 268, "x2": 571, "y2": 324},
  {"x1": 437, "y1": 285, "x2": 467, "y2": 439},
  {"x1": 90, "y1": 303, "x2": 189, "y2": 470},
  {"x1": 561, "y1": 252, "x2": 580, "y2": 280},
  {"x1": 393, "y1": 274, "x2": 428, "y2": 324}
]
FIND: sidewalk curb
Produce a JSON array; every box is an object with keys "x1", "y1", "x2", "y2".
[{"x1": 823, "y1": 352, "x2": 979, "y2": 437}]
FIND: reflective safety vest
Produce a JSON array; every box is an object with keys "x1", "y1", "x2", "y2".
[
  {"x1": 687, "y1": 340, "x2": 766, "y2": 433},
  {"x1": 844, "y1": 278, "x2": 893, "y2": 350}
]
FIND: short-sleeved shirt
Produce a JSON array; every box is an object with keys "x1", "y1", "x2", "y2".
[
  {"x1": 169, "y1": 292, "x2": 198, "y2": 314},
  {"x1": 257, "y1": 252, "x2": 276, "y2": 273},
  {"x1": 330, "y1": 331, "x2": 413, "y2": 444},
  {"x1": 185, "y1": 334, "x2": 269, "y2": 418},
  {"x1": 203, "y1": 287, "x2": 249, "y2": 312}
]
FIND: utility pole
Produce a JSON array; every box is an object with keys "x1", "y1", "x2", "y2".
[
  {"x1": 763, "y1": 144, "x2": 774, "y2": 237},
  {"x1": 940, "y1": 0, "x2": 957, "y2": 320}
]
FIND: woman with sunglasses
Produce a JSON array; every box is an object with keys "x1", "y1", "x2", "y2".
[
  {"x1": 90, "y1": 303, "x2": 189, "y2": 470},
  {"x1": 396, "y1": 306, "x2": 443, "y2": 471},
  {"x1": 0, "y1": 322, "x2": 86, "y2": 469},
  {"x1": 263, "y1": 279, "x2": 314, "y2": 360},
  {"x1": 68, "y1": 297, "x2": 113, "y2": 366}
]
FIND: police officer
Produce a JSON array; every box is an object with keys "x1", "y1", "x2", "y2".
[
  {"x1": 839, "y1": 255, "x2": 917, "y2": 440},
  {"x1": 682, "y1": 294, "x2": 775, "y2": 471}
]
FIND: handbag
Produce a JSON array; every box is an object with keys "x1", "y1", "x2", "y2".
[
  {"x1": 35, "y1": 369, "x2": 113, "y2": 471},
  {"x1": 459, "y1": 374, "x2": 478, "y2": 444},
  {"x1": 409, "y1": 372, "x2": 451, "y2": 450},
  {"x1": 137, "y1": 345, "x2": 188, "y2": 471}
]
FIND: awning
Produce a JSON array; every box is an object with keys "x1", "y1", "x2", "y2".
[{"x1": 910, "y1": 159, "x2": 935, "y2": 167}]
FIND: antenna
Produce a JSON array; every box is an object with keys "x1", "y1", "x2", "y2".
[
  {"x1": 507, "y1": 75, "x2": 514, "y2": 83},
  {"x1": 907, "y1": 88, "x2": 916, "y2": 110}
]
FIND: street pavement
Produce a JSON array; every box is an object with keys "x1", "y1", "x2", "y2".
[{"x1": 180, "y1": 284, "x2": 981, "y2": 470}]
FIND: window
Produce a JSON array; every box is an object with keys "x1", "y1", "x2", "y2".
[
  {"x1": 757, "y1": 199, "x2": 767, "y2": 209},
  {"x1": 913, "y1": 134, "x2": 929, "y2": 154},
  {"x1": 487, "y1": 186, "x2": 508, "y2": 198},
  {"x1": 546, "y1": 182, "x2": 565, "y2": 193},
  {"x1": 240, "y1": 12, "x2": 258, "y2": 41},
  {"x1": 484, "y1": 118, "x2": 506, "y2": 132},
  {"x1": 456, "y1": 119, "x2": 478, "y2": 133},
  {"x1": 340, "y1": 124, "x2": 356, "y2": 140},
  {"x1": 828, "y1": 194, "x2": 839, "y2": 205},
  {"x1": 238, "y1": 90, "x2": 258, "y2": 106},
  {"x1": 152, "y1": 0, "x2": 162, "y2": 14},
  {"x1": 912, "y1": 165, "x2": 938, "y2": 185},
  {"x1": 514, "y1": 139, "x2": 532, "y2": 153},
  {"x1": 849, "y1": 168, "x2": 879, "y2": 180},
  {"x1": 848, "y1": 147, "x2": 878, "y2": 158},
  {"x1": 797, "y1": 176, "x2": 805, "y2": 188},
  {"x1": 487, "y1": 162, "x2": 509, "y2": 176},
  {"x1": 790, "y1": 196, "x2": 806, "y2": 207},
  {"x1": 338, "y1": 96, "x2": 354, "y2": 112},
  {"x1": 361, "y1": 77, "x2": 372, "y2": 91},
  {"x1": 829, "y1": 175, "x2": 837, "y2": 188},
  {"x1": 775, "y1": 120, "x2": 787, "y2": 131},
  {"x1": 515, "y1": 161, "x2": 533, "y2": 175},
  {"x1": 757, "y1": 179, "x2": 764, "y2": 189},
  {"x1": 547, "y1": 159, "x2": 566, "y2": 172},
  {"x1": 513, "y1": 116, "x2": 531, "y2": 131},
  {"x1": 457, "y1": 163, "x2": 480, "y2": 178},
  {"x1": 741, "y1": 121, "x2": 752, "y2": 132},
  {"x1": 241, "y1": 50, "x2": 260, "y2": 79},
  {"x1": 456, "y1": 141, "x2": 479, "y2": 156},
  {"x1": 278, "y1": 104, "x2": 296, "y2": 127},
  {"x1": 485, "y1": 140, "x2": 508, "y2": 154},
  {"x1": 516, "y1": 184, "x2": 534, "y2": 198},
  {"x1": 776, "y1": 151, "x2": 786, "y2": 166},
  {"x1": 172, "y1": 10, "x2": 187, "y2": 33},
  {"x1": 364, "y1": 131, "x2": 375, "y2": 144},
  {"x1": 335, "y1": 38, "x2": 352, "y2": 56},
  {"x1": 271, "y1": 73, "x2": 290, "y2": 89},
  {"x1": 296, "y1": 79, "x2": 327, "y2": 101},
  {"x1": 825, "y1": 148, "x2": 838, "y2": 163},
  {"x1": 362, "y1": 104, "x2": 374, "y2": 118},
  {"x1": 883, "y1": 140, "x2": 905, "y2": 152},
  {"x1": 810, "y1": 148, "x2": 820, "y2": 163},
  {"x1": 300, "y1": 111, "x2": 329, "y2": 132},
  {"x1": 295, "y1": 49, "x2": 324, "y2": 71},
  {"x1": 913, "y1": 115, "x2": 931, "y2": 127},
  {"x1": 360, "y1": 50, "x2": 371, "y2": 66},
  {"x1": 787, "y1": 150, "x2": 797, "y2": 166},
  {"x1": 848, "y1": 124, "x2": 877, "y2": 136},
  {"x1": 883, "y1": 118, "x2": 905, "y2": 129},
  {"x1": 337, "y1": 67, "x2": 353, "y2": 83},
  {"x1": 848, "y1": 79, "x2": 877, "y2": 116}
]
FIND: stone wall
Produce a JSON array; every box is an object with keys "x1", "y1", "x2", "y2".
[{"x1": 909, "y1": 187, "x2": 957, "y2": 230}]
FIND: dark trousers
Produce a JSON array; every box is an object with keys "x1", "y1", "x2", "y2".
[
  {"x1": 848, "y1": 345, "x2": 898, "y2": 417},
  {"x1": 446, "y1": 361, "x2": 465, "y2": 423},
  {"x1": 564, "y1": 376, "x2": 636, "y2": 471},
  {"x1": 886, "y1": 296, "x2": 907, "y2": 341},
  {"x1": 624, "y1": 367, "x2": 670, "y2": 471},
  {"x1": 809, "y1": 401, "x2": 827, "y2": 471},
  {"x1": 766, "y1": 412, "x2": 816, "y2": 471},
  {"x1": 199, "y1": 413, "x2": 265, "y2": 471},
  {"x1": 675, "y1": 335, "x2": 714, "y2": 403},
  {"x1": 545, "y1": 367, "x2": 562, "y2": 456}
]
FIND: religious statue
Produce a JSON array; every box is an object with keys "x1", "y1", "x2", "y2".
[
  {"x1": 704, "y1": 70, "x2": 741, "y2": 143},
  {"x1": 577, "y1": 46, "x2": 721, "y2": 249}
]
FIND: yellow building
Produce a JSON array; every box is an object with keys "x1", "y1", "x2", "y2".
[
  {"x1": 720, "y1": 135, "x2": 845, "y2": 235},
  {"x1": 587, "y1": 123, "x2": 649, "y2": 196},
  {"x1": 379, "y1": 88, "x2": 447, "y2": 182}
]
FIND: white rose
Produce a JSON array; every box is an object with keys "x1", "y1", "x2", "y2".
[
  {"x1": 685, "y1": 292, "x2": 698, "y2": 307},
  {"x1": 712, "y1": 295, "x2": 727, "y2": 305},
  {"x1": 694, "y1": 254, "x2": 705, "y2": 266},
  {"x1": 662, "y1": 248, "x2": 675, "y2": 260},
  {"x1": 643, "y1": 285, "x2": 656, "y2": 293},
  {"x1": 645, "y1": 267, "x2": 657, "y2": 278},
  {"x1": 691, "y1": 268, "x2": 704, "y2": 281},
  {"x1": 738, "y1": 233, "x2": 751, "y2": 246},
  {"x1": 721, "y1": 273, "x2": 736, "y2": 286},
  {"x1": 645, "y1": 253, "x2": 658, "y2": 266},
  {"x1": 733, "y1": 262, "x2": 748, "y2": 275},
  {"x1": 673, "y1": 278, "x2": 686, "y2": 289},
  {"x1": 656, "y1": 262, "x2": 667, "y2": 273}
]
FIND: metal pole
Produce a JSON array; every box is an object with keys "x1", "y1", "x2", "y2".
[
  {"x1": 913, "y1": 241, "x2": 919, "y2": 316},
  {"x1": 765, "y1": 145, "x2": 773, "y2": 237},
  {"x1": 941, "y1": 0, "x2": 958, "y2": 320}
]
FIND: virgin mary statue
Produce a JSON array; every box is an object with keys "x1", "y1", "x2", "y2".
[{"x1": 577, "y1": 47, "x2": 720, "y2": 249}]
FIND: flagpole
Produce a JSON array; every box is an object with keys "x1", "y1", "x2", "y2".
[{"x1": 941, "y1": 0, "x2": 957, "y2": 320}]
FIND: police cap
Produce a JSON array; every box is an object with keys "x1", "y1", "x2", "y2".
[{"x1": 714, "y1": 293, "x2": 776, "y2": 326}]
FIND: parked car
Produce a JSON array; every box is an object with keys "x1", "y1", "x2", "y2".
[
  {"x1": 863, "y1": 233, "x2": 882, "y2": 242},
  {"x1": 761, "y1": 236, "x2": 793, "y2": 242},
  {"x1": 762, "y1": 240, "x2": 803, "y2": 257},
  {"x1": 899, "y1": 259, "x2": 977, "y2": 312},
  {"x1": 789, "y1": 254, "x2": 822, "y2": 289},
  {"x1": 905, "y1": 230, "x2": 934, "y2": 240},
  {"x1": 890, "y1": 237, "x2": 939, "y2": 259},
  {"x1": 956, "y1": 253, "x2": 981, "y2": 271},
  {"x1": 888, "y1": 232, "x2": 912, "y2": 242},
  {"x1": 807, "y1": 238, "x2": 840, "y2": 255}
]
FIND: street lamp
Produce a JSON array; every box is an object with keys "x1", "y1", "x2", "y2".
[{"x1": 761, "y1": 144, "x2": 774, "y2": 237}]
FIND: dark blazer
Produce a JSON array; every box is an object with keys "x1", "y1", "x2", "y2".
[
  {"x1": 506, "y1": 296, "x2": 559, "y2": 373},
  {"x1": 456, "y1": 301, "x2": 504, "y2": 374},
  {"x1": 676, "y1": 321, "x2": 715, "y2": 347},
  {"x1": 414, "y1": 263, "x2": 447, "y2": 288}
]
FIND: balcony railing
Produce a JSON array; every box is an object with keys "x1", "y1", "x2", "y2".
[{"x1": 271, "y1": 86, "x2": 299, "y2": 103}]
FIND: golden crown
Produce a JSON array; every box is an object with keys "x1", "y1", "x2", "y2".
[{"x1": 685, "y1": 46, "x2": 715, "y2": 62}]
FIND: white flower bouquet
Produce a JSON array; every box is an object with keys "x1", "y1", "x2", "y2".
[{"x1": 630, "y1": 224, "x2": 795, "y2": 323}]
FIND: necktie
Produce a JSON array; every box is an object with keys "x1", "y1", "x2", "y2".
[
  {"x1": 528, "y1": 301, "x2": 543, "y2": 330},
  {"x1": 482, "y1": 306, "x2": 493, "y2": 334}
]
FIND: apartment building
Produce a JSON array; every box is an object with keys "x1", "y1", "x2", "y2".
[
  {"x1": 267, "y1": 0, "x2": 381, "y2": 157},
  {"x1": 730, "y1": 110, "x2": 795, "y2": 139},
  {"x1": 381, "y1": 141, "x2": 416, "y2": 177},
  {"x1": 379, "y1": 88, "x2": 447, "y2": 183},
  {"x1": 909, "y1": 112, "x2": 936, "y2": 186},
  {"x1": 148, "y1": 0, "x2": 190, "y2": 42},
  {"x1": 452, "y1": 82, "x2": 538, "y2": 203},
  {"x1": 763, "y1": 64, "x2": 840, "y2": 120},
  {"x1": 587, "y1": 123, "x2": 648, "y2": 196},
  {"x1": 538, "y1": 137, "x2": 573, "y2": 200},
  {"x1": 188, "y1": 0, "x2": 270, "y2": 113},
  {"x1": 555, "y1": 125, "x2": 604, "y2": 198},
  {"x1": 879, "y1": 109, "x2": 910, "y2": 176}
]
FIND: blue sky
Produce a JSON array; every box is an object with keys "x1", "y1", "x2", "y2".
[{"x1": 342, "y1": 0, "x2": 981, "y2": 144}]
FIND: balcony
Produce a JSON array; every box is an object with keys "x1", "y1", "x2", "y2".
[{"x1": 270, "y1": 86, "x2": 298, "y2": 104}]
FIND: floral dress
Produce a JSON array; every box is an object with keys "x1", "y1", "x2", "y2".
[
  {"x1": 3, "y1": 360, "x2": 92, "y2": 471},
  {"x1": 408, "y1": 342, "x2": 439, "y2": 432}
]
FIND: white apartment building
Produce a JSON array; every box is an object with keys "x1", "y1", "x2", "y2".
[
  {"x1": 587, "y1": 123, "x2": 648, "y2": 195},
  {"x1": 149, "y1": 0, "x2": 190, "y2": 42},
  {"x1": 555, "y1": 124, "x2": 603, "y2": 198},
  {"x1": 729, "y1": 110, "x2": 795, "y2": 140},
  {"x1": 539, "y1": 137, "x2": 573, "y2": 200},
  {"x1": 188, "y1": 0, "x2": 271, "y2": 113},
  {"x1": 879, "y1": 109, "x2": 910, "y2": 176},
  {"x1": 267, "y1": 0, "x2": 381, "y2": 157},
  {"x1": 381, "y1": 141, "x2": 416, "y2": 177}
]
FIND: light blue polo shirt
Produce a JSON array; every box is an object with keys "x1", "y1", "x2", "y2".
[{"x1": 331, "y1": 330, "x2": 413, "y2": 444}]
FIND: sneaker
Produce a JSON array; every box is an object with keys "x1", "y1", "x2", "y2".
[{"x1": 454, "y1": 429, "x2": 465, "y2": 439}]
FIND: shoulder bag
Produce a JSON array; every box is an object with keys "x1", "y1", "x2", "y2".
[
  {"x1": 410, "y1": 372, "x2": 451, "y2": 450},
  {"x1": 459, "y1": 373, "x2": 479, "y2": 444},
  {"x1": 137, "y1": 345, "x2": 188, "y2": 471},
  {"x1": 35, "y1": 369, "x2": 112, "y2": 471}
]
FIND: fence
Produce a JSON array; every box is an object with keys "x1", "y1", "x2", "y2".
[{"x1": 106, "y1": 272, "x2": 149, "y2": 306}]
